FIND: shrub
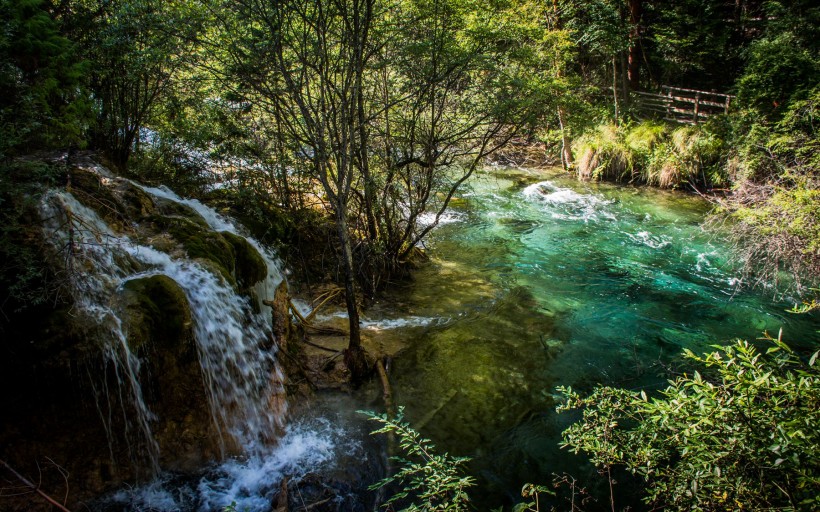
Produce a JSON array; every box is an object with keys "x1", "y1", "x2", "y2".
[
  {"x1": 716, "y1": 86, "x2": 820, "y2": 292},
  {"x1": 558, "y1": 336, "x2": 820, "y2": 511},
  {"x1": 573, "y1": 121, "x2": 728, "y2": 189},
  {"x1": 361, "y1": 408, "x2": 475, "y2": 511}
]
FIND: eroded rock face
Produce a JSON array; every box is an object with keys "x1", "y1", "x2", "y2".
[{"x1": 118, "y1": 275, "x2": 223, "y2": 471}]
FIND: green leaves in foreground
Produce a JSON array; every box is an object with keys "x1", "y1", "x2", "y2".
[
  {"x1": 558, "y1": 337, "x2": 820, "y2": 511},
  {"x1": 360, "y1": 408, "x2": 474, "y2": 511}
]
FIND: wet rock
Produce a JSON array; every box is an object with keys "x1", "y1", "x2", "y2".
[
  {"x1": 222, "y1": 230, "x2": 267, "y2": 290},
  {"x1": 69, "y1": 167, "x2": 130, "y2": 231},
  {"x1": 118, "y1": 181, "x2": 156, "y2": 220},
  {"x1": 151, "y1": 213, "x2": 236, "y2": 284},
  {"x1": 120, "y1": 275, "x2": 192, "y2": 352},
  {"x1": 118, "y1": 274, "x2": 221, "y2": 471}
]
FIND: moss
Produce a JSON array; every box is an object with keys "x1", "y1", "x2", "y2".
[
  {"x1": 222, "y1": 231, "x2": 268, "y2": 288},
  {"x1": 69, "y1": 168, "x2": 129, "y2": 229},
  {"x1": 120, "y1": 275, "x2": 192, "y2": 355},
  {"x1": 154, "y1": 199, "x2": 209, "y2": 228},
  {"x1": 151, "y1": 213, "x2": 236, "y2": 284},
  {"x1": 119, "y1": 182, "x2": 156, "y2": 220}
]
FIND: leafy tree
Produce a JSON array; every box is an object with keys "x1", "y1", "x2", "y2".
[
  {"x1": 359, "y1": 0, "x2": 563, "y2": 288},
  {"x1": 559, "y1": 336, "x2": 820, "y2": 511},
  {"x1": 82, "y1": 0, "x2": 203, "y2": 169},
  {"x1": 215, "y1": 0, "x2": 383, "y2": 381},
  {"x1": 736, "y1": 1, "x2": 819, "y2": 115},
  {"x1": 0, "y1": 0, "x2": 88, "y2": 157}
]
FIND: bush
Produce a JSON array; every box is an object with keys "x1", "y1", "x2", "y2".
[
  {"x1": 361, "y1": 408, "x2": 475, "y2": 512},
  {"x1": 717, "y1": 86, "x2": 820, "y2": 292},
  {"x1": 0, "y1": 159, "x2": 67, "y2": 314},
  {"x1": 558, "y1": 336, "x2": 820, "y2": 511},
  {"x1": 573, "y1": 124, "x2": 633, "y2": 182}
]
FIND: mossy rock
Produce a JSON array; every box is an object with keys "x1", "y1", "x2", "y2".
[
  {"x1": 69, "y1": 168, "x2": 129, "y2": 229},
  {"x1": 222, "y1": 231, "x2": 268, "y2": 289},
  {"x1": 120, "y1": 275, "x2": 193, "y2": 355},
  {"x1": 117, "y1": 275, "x2": 223, "y2": 467},
  {"x1": 154, "y1": 199, "x2": 209, "y2": 228},
  {"x1": 118, "y1": 182, "x2": 156, "y2": 220},
  {"x1": 150, "y1": 214, "x2": 236, "y2": 284}
]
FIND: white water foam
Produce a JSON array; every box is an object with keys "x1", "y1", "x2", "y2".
[
  {"x1": 417, "y1": 210, "x2": 464, "y2": 228},
  {"x1": 522, "y1": 181, "x2": 615, "y2": 222},
  {"x1": 313, "y1": 310, "x2": 443, "y2": 330},
  {"x1": 107, "y1": 419, "x2": 357, "y2": 512},
  {"x1": 627, "y1": 230, "x2": 672, "y2": 249}
]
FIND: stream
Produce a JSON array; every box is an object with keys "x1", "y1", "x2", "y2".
[
  {"x1": 105, "y1": 166, "x2": 819, "y2": 511},
  {"x1": 347, "y1": 166, "x2": 820, "y2": 508}
]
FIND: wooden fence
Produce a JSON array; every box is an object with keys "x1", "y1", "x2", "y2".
[{"x1": 633, "y1": 86, "x2": 734, "y2": 125}]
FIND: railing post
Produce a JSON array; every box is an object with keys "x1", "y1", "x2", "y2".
[
  {"x1": 724, "y1": 95, "x2": 731, "y2": 114},
  {"x1": 694, "y1": 92, "x2": 700, "y2": 125}
]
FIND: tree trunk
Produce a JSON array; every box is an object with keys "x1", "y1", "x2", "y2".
[
  {"x1": 557, "y1": 106, "x2": 573, "y2": 171},
  {"x1": 612, "y1": 57, "x2": 619, "y2": 124},
  {"x1": 628, "y1": 0, "x2": 642, "y2": 91},
  {"x1": 620, "y1": 52, "x2": 630, "y2": 107},
  {"x1": 336, "y1": 210, "x2": 369, "y2": 385}
]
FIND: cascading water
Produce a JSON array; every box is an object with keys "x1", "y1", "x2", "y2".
[
  {"x1": 39, "y1": 178, "x2": 287, "y2": 474},
  {"x1": 40, "y1": 190, "x2": 163, "y2": 474},
  {"x1": 137, "y1": 184, "x2": 284, "y2": 314}
]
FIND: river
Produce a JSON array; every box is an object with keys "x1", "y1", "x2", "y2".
[
  {"x1": 106, "y1": 165, "x2": 819, "y2": 511},
  {"x1": 348, "y1": 165, "x2": 819, "y2": 509}
]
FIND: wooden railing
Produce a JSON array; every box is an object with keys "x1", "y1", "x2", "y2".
[{"x1": 633, "y1": 86, "x2": 734, "y2": 125}]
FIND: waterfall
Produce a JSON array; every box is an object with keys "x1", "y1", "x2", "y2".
[
  {"x1": 40, "y1": 182, "x2": 287, "y2": 474},
  {"x1": 137, "y1": 184, "x2": 284, "y2": 313}
]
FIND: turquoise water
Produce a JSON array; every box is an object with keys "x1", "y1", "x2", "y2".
[{"x1": 363, "y1": 167, "x2": 820, "y2": 508}]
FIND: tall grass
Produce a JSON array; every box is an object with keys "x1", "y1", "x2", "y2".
[
  {"x1": 572, "y1": 121, "x2": 728, "y2": 189},
  {"x1": 573, "y1": 124, "x2": 632, "y2": 182}
]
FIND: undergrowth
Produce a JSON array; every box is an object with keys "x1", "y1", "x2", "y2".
[{"x1": 572, "y1": 121, "x2": 728, "y2": 189}]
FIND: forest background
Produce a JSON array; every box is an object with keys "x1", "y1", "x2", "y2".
[{"x1": 0, "y1": 0, "x2": 818, "y2": 509}]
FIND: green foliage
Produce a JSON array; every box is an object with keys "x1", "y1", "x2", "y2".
[
  {"x1": 736, "y1": 33, "x2": 820, "y2": 118},
  {"x1": 83, "y1": 0, "x2": 203, "y2": 168},
  {"x1": 559, "y1": 338, "x2": 820, "y2": 511},
  {"x1": 646, "y1": 124, "x2": 728, "y2": 188},
  {"x1": 573, "y1": 121, "x2": 728, "y2": 189},
  {"x1": 573, "y1": 123, "x2": 632, "y2": 182},
  {"x1": 718, "y1": 86, "x2": 819, "y2": 291},
  {"x1": 361, "y1": 408, "x2": 475, "y2": 511},
  {"x1": 789, "y1": 290, "x2": 819, "y2": 315},
  {"x1": 734, "y1": 1, "x2": 820, "y2": 119},
  {"x1": 0, "y1": 0, "x2": 89, "y2": 156},
  {"x1": 642, "y1": 0, "x2": 739, "y2": 90},
  {"x1": 0, "y1": 159, "x2": 66, "y2": 313}
]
